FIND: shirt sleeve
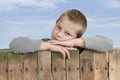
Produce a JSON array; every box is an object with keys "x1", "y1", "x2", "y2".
[
  {"x1": 83, "y1": 35, "x2": 113, "y2": 52},
  {"x1": 9, "y1": 37, "x2": 42, "y2": 53}
]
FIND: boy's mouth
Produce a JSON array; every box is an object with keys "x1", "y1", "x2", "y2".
[{"x1": 53, "y1": 37, "x2": 62, "y2": 41}]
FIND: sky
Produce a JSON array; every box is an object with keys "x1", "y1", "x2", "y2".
[{"x1": 0, "y1": 0, "x2": 120, "y2": 49}]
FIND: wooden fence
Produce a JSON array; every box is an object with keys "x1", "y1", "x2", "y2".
[{"x1": 0, "y1": 48, "x2": 120, "y2": 80}]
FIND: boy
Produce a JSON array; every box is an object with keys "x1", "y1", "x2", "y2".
[{"x1": 9, "y1": 9, "x2": 113, "y2": 59}]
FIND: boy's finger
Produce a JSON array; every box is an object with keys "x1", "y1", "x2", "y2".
[
  {"x1": 63, "y1": 48, "x2": 70, "y2": 59},
  {"x1": 60, "y1": 50, "x2": 66, "y2": 59},
  {"x1": 66, "y1": 47, "x2": 77, "y2": 50}
]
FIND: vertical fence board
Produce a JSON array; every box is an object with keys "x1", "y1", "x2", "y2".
[
  {"x1": 23, "y1": 53, "x2": 38, "y2": 80},
  {"x1": 109, "y1": 48, "x2": 120, "y2": 80},
  {"x1": 94, "y1": 52, "x2": 108, "y2": 80},
  {"x1": 80, "y1": 50, "x2": 94, "y2": 80},
  {"x1": 38, "y1": 51, "x2": 52, "y2": 80},
  {"x1": 8, "y1": 52, "x2": 23, "y2": 80},
  {"x1": 66, "y1": 50, "x2": 80, "y2": 80},
  {"x1": 0, "y1": 52, "x2": 8, "y2": 80},
  {"x1": 52, "y1": 51, "x2": 66, "y2": 80}
]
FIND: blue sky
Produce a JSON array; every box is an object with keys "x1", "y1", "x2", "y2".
[{"x1": 0, "y1": 0, "x2": 120, "y2": 49}]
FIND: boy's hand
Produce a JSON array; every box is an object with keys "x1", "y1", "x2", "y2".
[
  {"x1": 40, "y1": 41, "x2": 71, "y2": 59},
  {"x1": 49, "y1": 38, "x2": 85, "y2": 48},
  {"x1": 49, "y1": 44, "x2": 71, "y2": 59}
]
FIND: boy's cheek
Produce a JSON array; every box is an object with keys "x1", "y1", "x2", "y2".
[
  {"x1": 51, "y1": 36, "x2": 57, "y2": 40},
  {"x1": 51, "y1": 33, "x2": 55, "y2": 39}
]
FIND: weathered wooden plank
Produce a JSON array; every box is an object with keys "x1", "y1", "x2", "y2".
[
  {"x1": 1, "y1": 48, "x2": 120, "y2": 80},
  {"x1": 8, "y1": 52, "x2": 23, "y2": 80},
  {"x1": 109, "y1": 48, "x2": 120, "y2": 80},
  {"x1": 94, "y1": 52, "x2": 108, "y2": 80},
  {"x1": 52, "y1": 51, "x2": 66, "y2": 80},
  {"x1": 0, "y1": 52, "x2": 8, "y2": 80},
  {"x1": 80, "y1": 50, "x2": 94, "y2": 80},
  {"x1": 23, "y1": 53, "x2": 38, "y2": 80},
  {"x1": 38, "y1": 51, "x2": 52, "y2": 80},
  {"x1": 66, "y1": 50, "x2": 79, "y2": 80}
]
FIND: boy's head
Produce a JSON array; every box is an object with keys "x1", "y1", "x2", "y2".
[{"x1": 52, "y1": 9, "x2": 87, "y2": 41}]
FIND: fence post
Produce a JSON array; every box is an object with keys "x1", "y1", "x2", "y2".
[
  {"x1": 23, "y1": 52, "x2": 38, "y2": 80},
  {"x1": 66, "y1": 50, "x2": 80, "y2": 80},
  {"x1": 109, "y1": 48, "x2": 120, "y2": 80},
  {"x1": 80, "y1": 50, "x2": 94, "y2": 80},
  {"x1": 8, "y1": 52, "x2": 23, "y2": 80},
  {"x1": 51, "y1": 51, "x2": 66, "y2": 80},
  {"x1": 94, "y1": 52, "x2": 108, "y2": 80},
  {"x1": 38, "y1": 51, "x2": 52, "y2": 80},
  {"x1": 0, "y1": 51, "x2": 8, "y2": 80}
]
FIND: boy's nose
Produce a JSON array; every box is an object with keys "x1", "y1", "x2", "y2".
[{"x1": 57, "y1": 31, "x2": 64, "y2": 38}]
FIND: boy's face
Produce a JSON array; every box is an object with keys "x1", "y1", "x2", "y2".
[{"x1": 51, "y1": 17, "x2": 78, "y2": 41}]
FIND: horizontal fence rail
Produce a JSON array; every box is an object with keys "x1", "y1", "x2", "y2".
[{"x1": 0, "y1": 48, "x2": 120, "y2": 80}]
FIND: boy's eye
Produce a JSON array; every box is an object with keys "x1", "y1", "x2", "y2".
[
  {"x1": 57, "y1": 25, "x2": 61, "y2": 30},
  {"x1": 65, "y1": 32, "x2": 71, "y2": 36}
]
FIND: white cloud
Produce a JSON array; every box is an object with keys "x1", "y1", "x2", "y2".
[
  {"x1": 88, "y1": 16, "x2": 120, "y2": 23},
  {"x1": 106, "y1": 0, "x2": 120, "y2": 8},
  {"x1": 87, "y1": 16, "x2": 120, "y2": 28},
  {"x1": 0, "y1": 17, "x2": 55, "y2": 49},
  {"x1": 0, "y1": 0, "x2": 67, "y2": 11},
  {"x1": 92, "y1": 0, "x2": 120, "y2": 9},
  {"x1": 1, "y1": 16, "x2": 55, "y2": 37},
  {"x1": 114, "y1": 43, "x2": 120, "y2": 47}
]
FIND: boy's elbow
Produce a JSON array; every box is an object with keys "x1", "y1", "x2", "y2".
[
  {"x1": 9, "y1": 37, "x2": 20, "y2": 53},
  {"x1": 106, "y1": 39, "x2": 113, "y2": 52},
  {"x1": 100, "y1": 36, "x2": 113, "y2": 52},
  {"x1": 9, "y1": 37, "x2": 41, "y2": 53},
  {"x1": 9, "y1": 37, "x2": 27, "y2": 53}
]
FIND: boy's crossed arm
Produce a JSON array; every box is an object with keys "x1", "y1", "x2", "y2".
[{"x1": 40, "y1": 38, "x2": 83, "y2": 59}]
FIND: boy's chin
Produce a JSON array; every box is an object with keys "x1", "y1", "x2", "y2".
[{"x1": 51, "y1": 37, "x2": 67, "y2": 41}]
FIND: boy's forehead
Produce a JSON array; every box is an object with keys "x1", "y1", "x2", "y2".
[{"x1": 58, "y1": 16, "x2": 79, "y2": 28}]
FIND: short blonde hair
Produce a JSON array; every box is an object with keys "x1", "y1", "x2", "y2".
[{"x1": 56, "y1": 9, "x2": 87, "y2": 37}]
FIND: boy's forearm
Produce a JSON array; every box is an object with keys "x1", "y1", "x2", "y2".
[
  {"x1": 9, "y1": 35, "x2": 113, "y2": 53},
  {"x1": 40, "y1": 41, "x2": 50, "y2": 51},
  {"x1": 83, "y1": 35, "x2": 113, "y2": 52},
  {"x1": 9, "y1": 37, "x2": 41, "y2": 53},
  {"x1": 75, "y1": 38, "x2": 85, "y2": 47}
]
